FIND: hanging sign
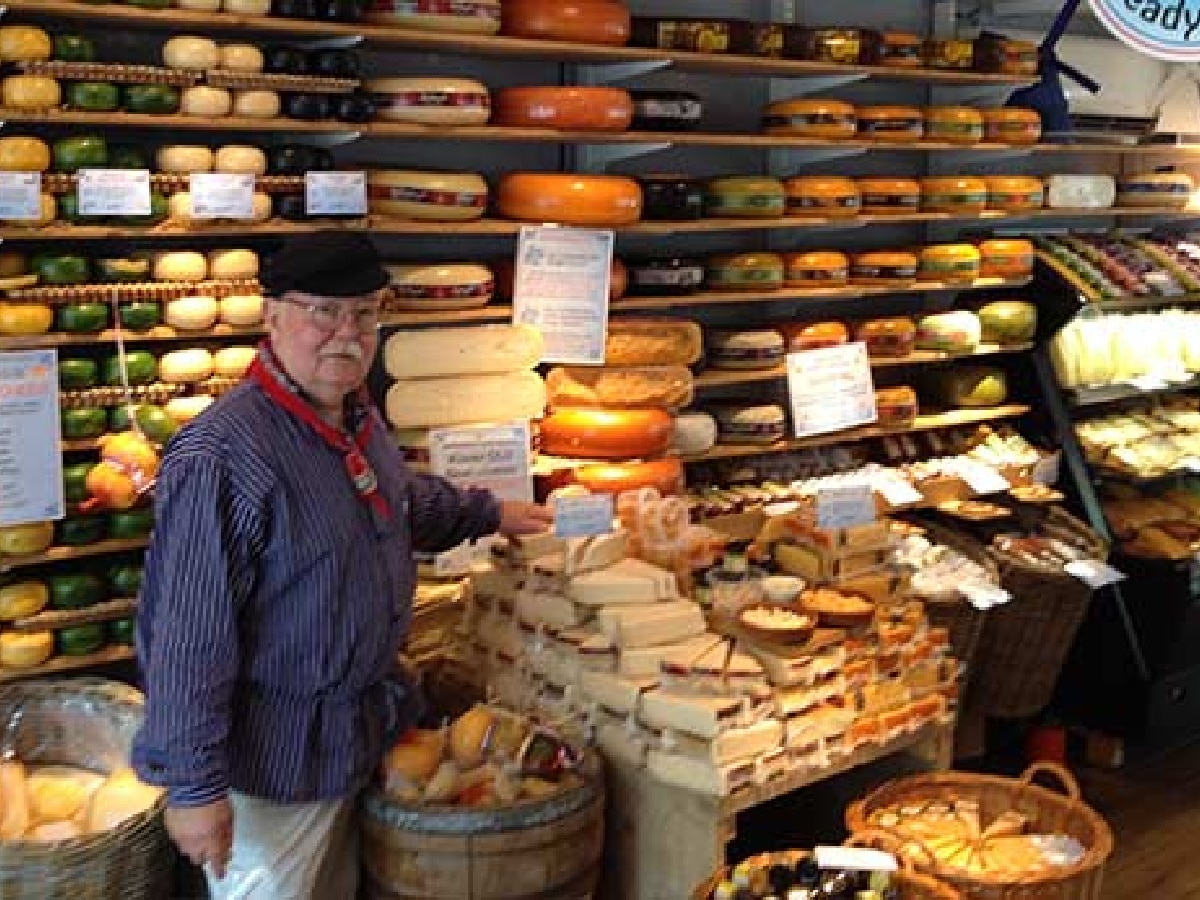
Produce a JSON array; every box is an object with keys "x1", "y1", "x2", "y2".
[
  {"x1": 190, "y1": 173, "x2": 255, "y2": 220},
  {"x1": 78, "y1": 169, "x2": 151, "y2": 217},
  {"x1": 512, "y1": 225, "x2": 613, "y2": 364},
  {"x1": 305, "y1": 171, "x2": 368, "y2": 216},
  {"x1": 0, "y1": 172, "x2": 42, "y2": 221},
  {"x1": 786, "y1": 342, "x2": 877, "y2": 438},
  {"x1": 0, "y1": 350, "x2": 63, "y2": 527},
  {"x1": 1090, "y1": 0, "x2": 1200, "y2": 62}
]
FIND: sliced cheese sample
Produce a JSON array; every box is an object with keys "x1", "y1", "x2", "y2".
[
  {"x1": 618, "y1": 634, "x2": 723, "y2": 678},
  {"x1": 569, "y1": 558, "x2": 678, "y2": 606},
  {"x1": 646, "y1": 750, "x2": 757, "y2": 796},
  {"x1": 385, "y1": 371, "x2": 546, "y2": 429},
  {"x1": 596, "y1": 600, "x2": 705, "y2": 649},
  {"x1": 514, "y1": 589, "x2": 586, "y2": 631},
  {"x1": 666, "y1": 719, "x2": 784, "y2": 766},
  {"x1": 383, "y1": 324, "x2": 542, "y2": 379},
  {"x1": 581, "y1": 671, "x2": 657, "y2": 715},
  {"x1": 640, "y1": 691, "x2": 743, "y2": 740}
]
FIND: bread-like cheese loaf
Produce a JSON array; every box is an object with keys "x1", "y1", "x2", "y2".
[
  {"x1": 545, "y1": 365, "x2": 693, "y2": 410},
  {"x1": 605, "y1": 317, "x2": 702, "y2": 367},
  {"x1": 385, "y1": 370, "x2": 546, "y2": 429},
  {"x1": 383, "y1": 324, "x2": 542, "y2": 379}
]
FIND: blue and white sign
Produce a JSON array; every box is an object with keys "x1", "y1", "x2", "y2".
[{"x1": 1091, "y1": 0, "x2": 1200, "y2": 62}]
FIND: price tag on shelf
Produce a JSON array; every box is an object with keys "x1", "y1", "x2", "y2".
[
  {"x1": 956, "y1": 461, "x2": 1011, "y2": 496},
  {"x1": 1065, "y1": 559, "x2": 1126, "y2": 589},
  {"x1": 189, "y1": 173, "x2": 255, "y2": 220},
  {"x1": 875, "y1": 478, "x2": 924, "y2": 508},
  {"x1": 814, "y1": 846, "x2": 899, "y2": 873},
  {"x1": 78, "y1": 168, "x2": 150, "y2": 217},
  {"x1": 433, "y1": 540, "x2": 477, "y2": 577},
  {"x1": 816, "y1": 484, "x2": 876, "y2": 530},
  {"x1": 554, "y1": 493, "x2": 615, "y2": 539},
  {"x1": 304, "y1": 171, "x2": 367, "y2": 217},
  {"x1": 0, "y1": 172, "x2": 41, "y2": 221},
  {"x1": 786, "y1": 343, "x2": 877, "y2": 439},
  {"x1": 428, "y1": 420, "x2": 532, "y2": 503},
  {"x1": 0, "y1": 349, "x2": 63, "y2": 526}
]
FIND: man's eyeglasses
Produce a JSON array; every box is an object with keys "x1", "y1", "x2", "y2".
[{"x1": 280, "y1": 296, "x2": 382, "y2": 332}]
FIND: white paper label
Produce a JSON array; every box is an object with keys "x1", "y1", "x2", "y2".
[
  {"x1": 816, "y1": 484, "x2": 877, "y2": 530},
  {"x1": 876, "y1": 478, "x2": 924, "y2": 507},
  {"x1": 814, "y1": 846, "x2": 899, "y2": 873},
  {"x1": 956, "y1": 461, "x2": 1012, "y2": 495},
  {"x1": 189, "y1": 173, "x2": 255, "y2": 220},
  {"x1": 961, "y1": 582, "x2": 1013, "y2": 610},
  {"x1": 0, "y1": 350, "x2": 63, "y2": 526},
  {"x1": 78, "y1": 168, "x2": 151, "y2": 216},
  {"x1": 1032, "y1": 451, "x2": 1062, "y2": 487},
  {"x1": 1065, "y1": 559, "x2": 1126, "y2": 588},
  {"x1": 428, "y1": 420, "x2": 532, "y2": 503},
  {"x1": 554, "y1": 494, "x2": 615, "y2": 539},
  {"x1": 305, "y1": 171, "x2": 367, "y2": 216},
  {"x1": 786, "y1": 343, "x2": 877, "y2": 438},
  {"x1": 0, "y1": 172, "x2": 42, "y2": 221},
  {"x1": 512, "y1": 225, "x2": 613, "y2": 365}
]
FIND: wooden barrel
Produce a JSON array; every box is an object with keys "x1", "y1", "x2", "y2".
[{"x1": 360, "y1": 756, "x2": 604, "y2": 900}]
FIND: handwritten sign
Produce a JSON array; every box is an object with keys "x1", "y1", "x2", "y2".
[
  {"x1": 305, "y1": 171, "x2": 367, "y2": 216},
  {"x1": 0, "y1": 350, "x2": 63, "y2": 526},
  {"x1": 786, "y1": 343, "x2": 877, "y2": 438},
  {"x1": 78, "y1": 169, "x2": 150, "y2": 217},
  {"x1": 0, "y1": 172, "x2": 42, "y2": 221},
  {"x1": 554, "y1": 494, "x2": 614, "y2": 539},
  {"x1": 190, "y1": 173, "x2": 255, "y2": 220},
  {"x1": 428, "y1": 420, "x2": 532, "y2": 503}
]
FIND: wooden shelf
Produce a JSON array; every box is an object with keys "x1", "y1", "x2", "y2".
[
  {"x1": 0, "y1": 323, "x2": 266, "y2": 350},
  {"x1": 683, "y1": 404, "x2": 1031, "y2": 463},
  {"x1": 11, "y1": 598, "x2": 137, "y2": 634},
  {"x1": 61, "y1": 438, "x2": 103, "y2": 452},
  {"x1": 0, "y1": 537, "x2": 150, "y2": 573},
  {"x1": 0, "y1": 219, "x2": 356, "y2": 241},
  {"x1": 0, "y1": 645, "x2": 135, "y2": 682},
  {"x1": 0, "y1": 107, "x2": 360, "y2": 133},
  {"x1": 1068, "y1": 376, "x2": 1200, "y2": 409}
]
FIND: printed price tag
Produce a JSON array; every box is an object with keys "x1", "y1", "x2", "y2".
[
  {"x1": 786, "y1": 343, "x2": 877, "y2": 439},
  {"x1": 554, "y1": 494, "x2": 615, "y2": 539},
  {"x1": 305, "y1": 171, "x2": 367, "y2": 216},
  {"x1": 189, "y1": 173, "x2": 255, "y2": 220},
  {"x1": 78, "y1": 168, "x2": 150, "y2": 217},
  {"x1": 816, "y1": 484, "x2": 876, "y2": 530},
  {"x1": 428, "y1": 421, "x2": 532, "y2": 502},
  {"x1": 0, "y1": 172, "x2": 42, "y2": 221},
  {"x1": 814, "y1": 846, "x2": 899, "y2": 873},
  {"x1": 0, "y1": 350, "x2": 63, "y2": 526},
  {"x1": 1065, "y1": 559, "x2": 1126, "y2": 589}
]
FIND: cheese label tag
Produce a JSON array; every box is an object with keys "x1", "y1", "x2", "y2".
[
  {"x1": 554, "y1": 494, "x2": 615, "y2": 539},
  {"x1": 305, "y1": 171, "x2": 367, "y2": 216},
  {"x1": 816, "y1": 484, "x2": 876, "y2": 530},
  {"x1": 429, "y1": 420, "x2": 532, "y2": 502},
  {"x1": 0, "y1": 172, "x2": 41, "y2": 221},
  {"x1": 0, "y1": 349, "x2": 64, "y2": 526},
  {"x1": 876, "y1": 478, "x2": 924, "y2": 507},
  {"x1": 786, "y1": 343, "x2": 877, "y2": 438},
  {"x1": 78, "y1": 169, "x2": 151, "y2": 217},
  {"x1": 1065, "y1": 559, "x2": 1126, "y2": 588},
  {"x1": 956, "y1": 461, "x2": 1011, "y2": 495},
  {"x1": 189, "y1": 173, "x2": 255, "y2": 220},
  {"x1": 814, "y1": 846, "x2": 899, "y2": 873}
]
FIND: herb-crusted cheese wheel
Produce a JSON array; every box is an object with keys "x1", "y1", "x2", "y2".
[
  {"x1": 365, "y1": 0, "x2": 502, "y2": 34},
  {"x1": 385, "y1": 371, "x2": 546, "y2": 429},
  {"x1": 540, "y1": 408, "x2": 674, "y2": 460},
  {"x1": 384, "y1": 324, "x2": 542, "y2": 379},
  {"x1": 388, "y1": 262, "x2": 493, "y2": 305},
  {"x1": 501, "y1": 0, "x2": 631, "y2": 45},
  {"x1": 492, "y1": 86, "x2": 633, "y2": 131},
  {"x1": 166, "y1": 394, "x2": 214, "y2": 424},
  {"x1": 367, "y1": 78, "x2": 491, "y2": 126},
  {"x1": 2, "y1": 76, "x2": 60, "y2": 110},
  {"x1": 219, "y1": 293, "x2": 264, "y2": 325},
  {"x1": 208, "y1": 249, "x2": 259, "y2": 280},
  {"x1": 220, "y1": 44, "x2": 265, "y2": 73},
  {"x1": 0, "y1": 27, "x2": 52, "y2": 62},
  {"x1": 164, "y1": 36, "x2": 221, "y2": 71},
  {"x1": 368, "y1": 170, "x2": 488, "y2": 221},
  {"x1": 498, "y1": 173, "x2": 642, "y2": 226},
  {"x1": 153, "y1": 251, "x2": 208, "y2": 282},
  {"x1": 232, "y1": 90, "x2": 280, "y2": 119},
  {"x1": 181, "y1": 86, "x2": 233, "y2": 117},
  {"x1": 157, "y1": 145, "x2": 215, "y2": 174},
  {"x1": 165, "y1": 296, "x2": 219, "y2": 331},
  {"x1": 213, "y1": 345, "x2": 256, "y2": 377},
  {"x1": 0, "y1": 137, "x2": 51, "y2": 172},
  {"x1": 573, "y1": 457, "x2": 684, "y2": 497},
  {"x1": 160, "y1": 347, "x2": 215, "y2": 382},
  {"x1": 214, "y1": 145, "x2": 267, "y2": 175}
]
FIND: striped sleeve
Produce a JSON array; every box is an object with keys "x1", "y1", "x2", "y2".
[
  {"x1": 132, "y1": 449, "x2": 261, "y2": 807},
  {"x1": 407, "y1": 472, "x2": 501, "y2": 553}
]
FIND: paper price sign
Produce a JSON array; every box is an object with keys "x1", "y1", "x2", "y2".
[
  {"x1": 0, "y1": 172, "x2": 42, "y2": 220},
  {"x1": 554, "y1": 494, "x2": 615, "y2": 539},
  {"x1": 78, "y1": 169, "x2": 151, "y2": 217},
  {"x1": 189, "y1": 173, "x2": 255, "y2": 220},
  {"x1": 1065, "y1": 559, "x2": 1126, "y2": 589},
  {"x1": 815, "y1": 846, "x2": 898, "y2": 873},
  {"x1": 0, "y1": 350, "x2": 64, "y2": 526},
  {"x1": 428, "y1": 421, "x2": 532, "y2": 503},
  {"x1": 305, "y1": 171, "x2": 367, "y2": 216},
  {"x1": 816, "y1": 484, "x2": 876, "y2": 530},
  {"x1": 786, "y1": 343, "x2": 877, "y2": 438},
  {"x1": 512, "y1": 225, "x2": 613, "y2": 364}
]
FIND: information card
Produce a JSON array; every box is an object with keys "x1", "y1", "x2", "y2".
[
  {"x1": 786, "y1": 342, "x2": 877, "y2": 438},
  {"x1": 190, "y1": 173, "x2": 255, "y2": 220},
  {"x1": 428, "y1": 420, "x2": 533, "y2": 503},
  {"x1": 305, "y1": 171, "x2": 367, "y2": 217},
  {"x1": 0, "y1": 172, "x2": 42, "y2": 221},
  {"x1": 512, "y1": 225, "x2": 613, "y2": 364},
  {"x1": 0, "y1": 350, "x2": 63, "y2": 527},
  {"x1": 554, "y1": 493, "x2": 615, "y2": 539},
  {"x1": 816, "y1": 484, "x2": 877, "y2": 530},
  {"x1": 78, "y1": 169, "x2": 151, "y2": 217}
]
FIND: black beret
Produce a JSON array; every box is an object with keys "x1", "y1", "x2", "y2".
[{"x1": 260, "y1": 231, "x2": 390, "y2": 298}]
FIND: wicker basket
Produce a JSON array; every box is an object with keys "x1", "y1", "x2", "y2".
[
  {"x1": 846, "y1": 762, "x2": 1114, "y2": 900},
  {"x1": 971, "y1": 508, "x2": 1108, "y2": 719},
  {"x1": 0, "y1": 678, "x2": 172, "y2": 900}
]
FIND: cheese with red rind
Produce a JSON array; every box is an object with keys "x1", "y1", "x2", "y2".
[
  {"x1": 367, "y1": 78, "x2": 491, "y2": 126},
  {"x1": 387, "y1": 262, "x2": 494, "y2": 305},
  {"x1": 493, "y1": 86, "x2": 633, "y2": 132},
  {"x1": 369, "y1": 170, "x2": 488, "y2": 221}
]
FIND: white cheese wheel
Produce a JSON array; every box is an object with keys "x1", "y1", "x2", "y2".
[
  {"x1": 156, "y1": 145, "x2": 215, "y2": 174},
  {"x1": 169, "y1": 191, "x2": 269, "y2": 222},
  {"x1": 165, "y1": 296, "x2": 219, "y2": 331},
  {"x1": 366, "y1": 78, "x2": 491, "y2": 126},
  {"x1": 208, "y1": 249, "x2": 259, "y2": 280},
  {"x1": 232, "y1": 90, "x2": 279, "y2": 119},
  {"x1": 388, "y1": 262, "x2": 493, "y2": 305},
  {"x1": 214, "y1": 145, "x2": 267, "y2": 176},
  {"x1": 176, "y1": 0, "x2": 222, "y2": 10},
  {"x1": 163, "y1": 36, "x2": 220, "y2": 71},
  {"x1": 213, "y1": 345, "x2": 257, "y2": 377},
  {"x1": 166, "y1": 394, "x2": 214, "y2": 424},
  {"x1": 222, "y1": 0, "x2": 269, "y2": 11},
  {"x1": 160, "y1": 347, "x2": 215, "y2": 383},
  {"x1": 181, "y1": 86, "x2": 232, "y2": 117},
  {"x1": 220, "y1": 44, "x2": 265, "y2": 73},
  {"x1": 368, "y1": 170, "x2": 488, "y2": 221},
  {"x1": 385, "y1": 371, "x2": 546, "y2": 429},
  {"x1": 671, "y1": 412, "x2": 718, "y2": 455},
  {"x1": 152, "y1": 251, "x2": 208, "y2": 282},
  {"x1": 218, "y1": 293, "x2": 264, "y2": 326},
  {"x1": 384, "y1": 324, "x2": 542, "y2": 379}
]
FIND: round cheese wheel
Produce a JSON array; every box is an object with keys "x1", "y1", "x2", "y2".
[
  {"x1": 170, "y1": 191, "x2": 269, "y2": 223},
  {"x1": 916, "y1": 310, "x2": 982, "y2": 353},
  {"x1": 540, "y1": 408, "x2": 674, "y2": 460},
  {"x1": 492, "y1": 86, "x2": 633, "y2": 132},
  {"x1": 153, "y1": 251, "x2": 208, "y2": 282},
  {"x1": 0, "y1": 631, "x2": 52, "y2": 669},
  {"x1": 924, "y1": 106, "x2": 985, "y2": 145},
  {"x1": 706, "y1": 252, "x2": 785, "y2": 292},
  {"x1": 223, "y1": 0, "x2": 270, "y2": 12},
  {"x1": 919, "y1": 244, "x2": 982, "y2": 283},
  {"x1": 250, "y1": 192, "x2": 272, "y2": 222},
  {"x1": 389, "y1": 263, "x2": 494, "y2": 305},
  {"x1": 984, "y1": 175, "x2": 1045, "y2": 212},
  {"x1": 181, "y1": 86, "x2": 233, "y2": 117},
  {"x1": 857, "y1": 106, "x2": 924, "y2": 142},
  {"x1": 705, "y1": 176, "x2": 786, "y2": 219},
  {"x1": 367, "y1": 78, "x2": 491, "y2": 126},
  {"x1": 219, "y1": 293, "x2": 264, "y2": 325},
  {"x1": 365, "y1": 0, "x2": 502, "y2": 33},
  {"x1": 165, "y1": 296, "x2": 219, "y2": 331},
  {"x1": 852, "y1": 251, "x2": 919, "y2": 286},
  {"x1": 501, "y1": 0, "x2": 631, "y2": 46},
  {"x1": 166, "y1": 394, "x2": 214, "y2": 424},
  {"x1": 213, "y1": 345, "x2": 257, "y2": 377},
  {"x1": 369, "y1": 170, "x2": 488, "y2": 221},
  {"x1": 164, "y1": 36, "x2": 221, "y2": 71},
  {"x1": 982, "y1": 108, "x2": 1042, "y2": 145},
  {"x1": 498, "y1": 173, "x2": 641, "y2": 226},
  {"x1": 160, "y1": 347, "x2": 216, "y2": 383},
  {"x1": 177, "y1": 0, "x2": 223, "y2": 10},
  {"x1": 2, "y1": 76, "x2": 60, "y2": 111},
  {"x1": 762, "y1": 98, "x2": 857, "y2": 139},
  {"x1": 671, "y1": 412, "x2": 717, "y2": 455},
  {"x1": 232, "y1": 90, "x2": 280, "y2": 119},
  {"x1": 214, "y1": 145, "x2": 267, "y2": 175},
  {"x1": 0, "y1": 27, "x2": 52, "y2": 63},
  {"x1": 220, "y1": 44, "x2": 265, "y2": 73},
  {"x1": 208, "y1": 249, "x2": 259, "y2": 280},
  {"x1": 0, "y1": 301, "x2": 53, "y2": 335},
  {"x1": 784, "y1": 250, "x2": 849, "y2": 287},
  {"x1": 572, "y1": 457, "x2": 684, "y2": 496},
  {"x1": 156, "y1": 145, "x2": 215, "y2": 174},
  {"x1": 978, "y1": 238, "x2": 1034, "y2": 279},
  {"x1": 921, "y1": 176, "x2": 988, "y2": 213},
  {"x1": 0, "y1": 137, "x2": 50, "y2": 173},
  {"x1": 785, "y1": 176, "x2": 861, "y2": 219}
]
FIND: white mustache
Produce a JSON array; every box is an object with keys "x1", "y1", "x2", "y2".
[{"x1": 321, "y1": 342, "x2": 365, "y2": 361}]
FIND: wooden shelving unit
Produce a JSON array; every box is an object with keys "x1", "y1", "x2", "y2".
[
  {"x1": 0, "y1": 645, "x2": 135, "y2": 682},
  {"x1": 11, "y1": 598, "x2": 137, "y2": 634},
  {"x1": 0, "y1": 322, "x2": 266, "y2": 350},
  {"x1": 0, "y1": 537, "x2": 150, "y2": 574}
]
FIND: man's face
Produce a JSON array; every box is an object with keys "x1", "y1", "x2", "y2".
[{"x1": 265, "y1": 290, "x2": 382, "y2": 408}]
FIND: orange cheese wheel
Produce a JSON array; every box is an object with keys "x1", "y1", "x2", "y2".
[
  {"x1": 979, "y1": 238, "x2": 1034, "y2": 278},
  {"x1": 501, "y1": 0, "x2": 632, "y2": 46},
  {"x1": 369, "y1": 170, "x2": 488, "y2": 221},
  {"x1": 364, "y1": 0, "x2": 501, "y2": 33},
  {"x1": 540, "y1": 407, "x2": 674, "y2": 460},
  {"x1": 498, "y1": 173, "x2": 641, "y2": 226},
  {"x1": 493, "y1": 87, "x2": 633, "y2": 132},
  {"x1": 572, "y1": 456, "x2": 684, "y2": 496},
  {"x1": 366, "y1": 78, "x2": 491, "y2": 126},
  {"x1": 785, "y1": 176, "x2": 861, "y2": 219}
]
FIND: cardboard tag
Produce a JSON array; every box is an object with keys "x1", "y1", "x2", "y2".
[
  {"x1": 304, "y1": 171, "x2": 367, "y2": 216},
  {"x1": 554, "y1": 494, "x2": 615, "y2": 539},
  {"x1": 1065, "y1": 559, "x2": 1126, "y2": 589},
  {"x1": 786, "y1": 343, "x2": 877, "y2": 438},
  {"x1": 816, "y1": 484, "x2": 876, "y2": 530},
  {"x1": 189, "y1": 173, "x2": 255, "y2": 220},
  {"x1": 814, "y1": 846, "x2": 899, "y2": 873},
  {"x1": 78, "y1": 168, "x2": 150, "y2": 216},
  {"x1": 0, "y1": 172, "x2": 42, "y2": 220}
]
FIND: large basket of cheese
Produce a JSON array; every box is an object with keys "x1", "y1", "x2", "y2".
[
  {"x1": 846, "y1": 762, "x2": 1113, "y2": 900},
  {"x1": 0, "y1": 677, "x2": 170, "y2": 899}
]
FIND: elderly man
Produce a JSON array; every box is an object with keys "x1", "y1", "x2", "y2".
[{"x1": 132, "y1": 231, "x2": 552, "y2": 898}]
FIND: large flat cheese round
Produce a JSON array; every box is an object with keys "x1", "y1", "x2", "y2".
[
  {"x1": 387, "y1": 262, "x2": 493, "y2": 308},
  {"x1": 369, "y1": 170, "x2": 488, "y2": 221},
  {"x1": 540, "y1": 408, "x2": 674, "y2": 460},
  {"x1": 492, "y1": 87, "x2": 633, "y2": 132},
  {"x1": 364, "y1": 0, "x2": 501, "y2": 33},
  {"x1": 384, "y1": 323, "x2": 542, "y2": 379},
  {"x1": 573, "y1": 457, "x2": 684, "y2": 496},
  {"x1": 501, "y1": 0, "x2": 631, "y2": 46},
  {"x1": 498, "y1": 173, "x2": 641, "y2": 226},
  {"x1": 367, "y1": 78, "x2": 490, "y2": 125},
  {"x1": 385, "y1": 370, "x2": 547, "y2": 429}
]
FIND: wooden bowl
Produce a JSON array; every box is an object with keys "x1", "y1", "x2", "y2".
[{"x1": 736, "y1": 603, "x2": 816, "y2": 646}]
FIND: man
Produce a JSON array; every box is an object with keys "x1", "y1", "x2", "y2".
[{"x1": 131, "y1": 231, "x2": 552, "y2": 898}]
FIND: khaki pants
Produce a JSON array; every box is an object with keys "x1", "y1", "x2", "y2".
[{"x1": 206, "y1": 793, "x2": 357, "y2": 900}]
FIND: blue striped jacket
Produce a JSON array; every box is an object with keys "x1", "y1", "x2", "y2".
[{"x1": 131, "y1": 380, "x2": 500, "y2": 806}]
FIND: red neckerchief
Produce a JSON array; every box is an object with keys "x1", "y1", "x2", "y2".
[{"x1": 248, "y1": 340, "x2": 391, "y2": 522}]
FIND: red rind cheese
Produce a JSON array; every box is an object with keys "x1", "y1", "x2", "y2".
[
  {"x1": 501, "y1": 0, "x2": 632, "y2": 45},
  {"x1": 498, "y1": 173, "x2": 642, "y2": 226},
  {"x1": 493, "y1": 86, "x2": 633, "y2": 132}
]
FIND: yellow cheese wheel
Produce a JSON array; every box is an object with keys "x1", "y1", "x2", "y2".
[
  {"x1": 165, "y1": 395, "x2": 214, "y2": 424},
  {"x1": 181, "y1": 86, "x2": 232, "y2": 117},
  {"x1": 0, "y1": 301, "x2": 52, "y2": 335},
  {"x1": 220, "y1": 44, "x2": 265, "y2": 73},
  {"x1": 0, "y1": 631, "x2": 52, "y2": 669},
  {"x1": 156, "y1": 145, "x2": 215, "y2": 174},
  {"x1": 165, "y1": 296, "x2": 219, "y2": 331},
  {"x1": 2, "y1": 193, "x2": 55, "y2": 227},
  {"x1": 366, "y1": 78, "x2": 491, "y2": 125},
  {"x1": 1, "y1": 76, "x2": 60, "y2": 111},
  {"x1": 705, "y1": 176, "x2": 787, "y2": 218},
  {"x1": 497, "y1": 173, "x2": 642, "y2": 226},
  {"x1": 250, "y1": 192, "x2": 272, "y2": 222},
  {"x1": 0, "y1": 137, "x2": 50, "y2": 173},
  {"x1": 0, "y1": 27, "x2": 52, "y2": 62},
  {"x1": 232, "y1": 90, "x2": 280, "y2": 119},
  {"x1": 218, "y1": 293, "x2": 264, "y2": 325},
  {"x1": 388, "y1": 262, "x2": 494, "y2": 305},
  {"x1": 176, "y1": 0, "x2": 222, "y2": 10},
  {"x1": 153, "y1": 251, "x2": 208, "y2": 282},
  {"x1": 0, "y1": 581, "x2": 48, "y2": 620},
  {"x1": 369, "y1": 170, "x2": 488, "y2": 221},
  {"x1": 213, "y1": 345, "x2": 256, "y2": 377},
  {"x1": 223, "y1": 0, "x2": 271, "y2": 12},
  {"x1": 493, "y1": 86, "x2": 633, "y2": 131},
  {"x1": 168, "y1": 191, "x2": 270, "y2": 223},
  {"x1": 365, "y1": 0, "x2": 502, "y2": 33},
  {"x1": 214, "y1": 145, "x2": 267, "y2": 175},
  {"x1": 0, "y1": 521, "x2": 53, "y2": 555},
  {"x1": 160, "y1": 346, "x2": 216, "y2": 382},
  {"x1": 208, "y1": 249, "x2": 259, "y2": 280},
  {"x1": 163, "y1": 36, "x2": 221, "y2": 71}
]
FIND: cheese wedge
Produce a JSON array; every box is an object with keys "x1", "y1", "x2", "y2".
[
  {"x1": 663, "y1": 719, "x2": 783, "y2": 766},
  {"x1": 570, "y1": 558, "x2": 679, "y2": 606},
  {"x1": 514, "y1": 590, "x2": 587, "y2": 631},
  {"x1": 646, "y1": 750, "x2": 756, "y2": 797},
  {"x1": 597, "y1": 601, "x2": 706, "y2": 649},
  {"x1": 581, "y1": 671, "x2": 657, "y2": 715},
  {"x1": 620, "y1": 634, "x2": 722, "y2": 678},
  {"x1": 773, "y1": 676, "x2": 848, "y2": 718},
  {"x1": 640, "y1": 691, "x2": 743, "y2": 740},
  {"x1": 750, "y1": 644, "x2": 847, "y2": 687}
]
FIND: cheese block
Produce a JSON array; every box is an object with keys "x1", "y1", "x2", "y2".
[
  {"x1": 181, "y1": 86, "x2": 233, "y2": 117},
  {"x1": 498, "y1": 173, "x2": 642, "y2": 226},
  {"x1": 618, "y1": 634, "x2": 723, "y2": 678},
  {"x1": 165, "y1": 296, "x2": 219, "y2": 330},
  {"x1": 493, "y1": 86, "x2": 633, "y2": 132},
  {"x1": 163, "y1": 36, "x2": 220, "y2": 70},
  {"x1": 540, "y1": 408, "x2": 673, "y2": 459},
  {"x1": 208, "y1": 249, "x2": 259, "y2": 280},
  {"x1": 2, "y1": 76, "x2": 60, "y2": 111},
  {"x1": 501, "y1": 0, "x2": 632, "y2": 46},
  {"x1": 220, "y1": 44, "x2": 265, "y2": 73},
  {"x1": 671, "y1": 412, "x2": 717, "y2": 455},
  {"x1": 232, "y1": 90, "x2": 281, "y2": 119},
  {"x1": 365, "y1": 0, "x2": 502, "y2": 33},
  {"x1": 665, "y1": 719, "x2": 784, "y2": 766},
  {"x1": 383, "y1": 324, "x2": 542, "y2": 379},
  {"x1": 214, "y1": 145, "x2": 268, "y2": 175},
  {"x1": 570, "y1": 557, "x2": 678, "y2": 606},
  {"x1": 157, "y1": 145, "x2": 215, "y2": 174},
  {"x1": 153, "y1": 252, "x2": 208, "y2": 282},
  {"x1": 544, "y1": 366, "x2": 693, "y2": 410},
  {"x1": 0, "y1": 137, "x2": 50, "y2": 173},
  {"x1": 646, "y1": 750, "x2": 756, "y2": 796},
  {"x1": 662, "y1": 640, "x2": 766, "y2": 694},
  {"x1": 705, "y1": 176, "x2": 786, "y2": 218},
  {"x1": 514, "y1": 589, "x2": 585, "y2": 631},
  {"x1": 530, "y1": 529, "x2": 630, "y2": 577},
  {"x1": 219, "y1": 294, "x2": 264, "y2": 326},
  {"x1": 367, "y1": 78, "x2": 491, "y2": 125},
  {"x1": 597, "y1": 601, "x2": 706, "y2": 649},
  {"x1": 773, "y1": 677, "x2": 848, "y2": 717},
  {"x1": 385, "y1": 371, "x2": 546, "y2": 429},
  {"x1": 749, "y1": 643, "x2": 847, "y2": 687},
  {"x1": 388, "y1": 263, "x2": 493, "y2": 307},
  {"x1": 1046, "y1": 175, "x2": 1115, "y2": 209},
  {"x1": 581, "y1": 671, "x2": 657, "y2": 714},
  {"x1": 640, "y1": 690, "x2": 743, "y2": 740},
  {"x1": 369, "y1": 170, "x2": 488, "y2": 221},
  {"x1": 160, "y1": 347, "x2": 215, "y2": 383},
  {"x1": 213, "y1": 345, "x2": 256, "y2": 378},
  {"x1": 573, "y1": 457, "x2": 684, "y2": 496},
  {"x1": 605, "y1": 318, "x2": 703, "y2": 367}
]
